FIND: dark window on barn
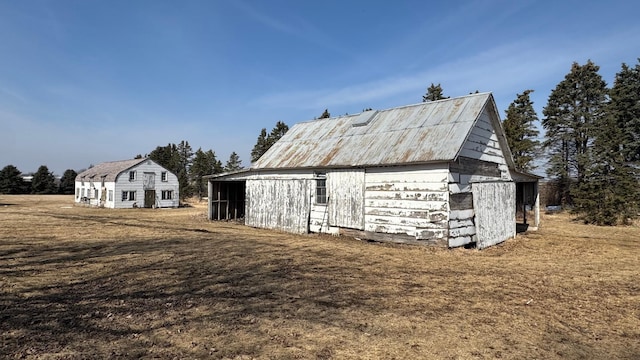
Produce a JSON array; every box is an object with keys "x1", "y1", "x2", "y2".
[
  {"x1": 161, "y1": 171, "x2": 168, "y2": 182},
  {"x1": 129, "y1": 171, "x2": 136, "y2": 181},
  {"x1": 122, "y1": 191, "x2": 136, "y2": 201},
  {"x1": 316, "y1": 174, "x2": 327, "y2": 204},
  {"x1": 161, "y1": 190, "x2": 173, "y2": 200}
]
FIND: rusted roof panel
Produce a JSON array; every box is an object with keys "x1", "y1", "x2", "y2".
[{"x1": 253, "y1": 93, "x2": 492, "y2": 169}]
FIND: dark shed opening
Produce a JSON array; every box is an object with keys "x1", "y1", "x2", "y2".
[{"x1": 210, "y1": 181, "x2": 246, "y2": 221}]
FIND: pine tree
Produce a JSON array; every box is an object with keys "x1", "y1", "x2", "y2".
[
  {"x1": 503, "y1": 90, "x2": 540, "y2": 172},
  {"x1": 58, "y1": 169, "x2": 77, "y2": 194},
  {"x1": 251, "y1": 128, "x2": 269, "y2": 163},
  {"x1": 0, "y1": 165, "x2": 28, "y2": 194},
  {"x1": 191, "y1": 148, "x2": 222, "y2": 199},
  {"x1": 224, "y1": 152, "x2": 243, "y2": 172},
  {"x1": 149, "y1": 141, "x2": 193, "y2": 199},
  {"x1": 574, "y1": 60, "x2": 640, "y2": 224},
  {"x1": 31, "y1": 165, "x2": 57, "y2": 194},
  {"x1": 542, "y1": 60, "x2": 608, "y2": 207},
  {"x1": 267, "y1": 121, "x2": 289, "y2": 147},
  {"x1": 319, "y1": 109, "x2": 330, "y2": 119},
  {"x1": 251, "y1": 121, "x2": 289, "y2": 163},
  {"x1": 423, "y1": 83, "x2": 448, "y2": 102}
]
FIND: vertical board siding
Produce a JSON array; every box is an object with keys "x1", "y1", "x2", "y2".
[
  {"x1": 328, "y1": 169, "x2": 365, "y2": 230},
  {"x1": 309, "y1": 204, "x2": 330, "y2": 233},
  {"x1": 246, "y1": 179, "x2": 312, "y2": 234},
  {"x1": 364, "y1": 165, "x2": 449, "y2": 241},
  {"x1": 473, "y1": 182, "x2": 516, "y2": 249}
]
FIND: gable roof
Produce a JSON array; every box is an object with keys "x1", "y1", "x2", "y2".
[
  {"x1": 253, "y1": 92, "x2": 512, "y2": 170},
  {"x1": 75, "y1": 158, "x2": 147, "y2": 182}
]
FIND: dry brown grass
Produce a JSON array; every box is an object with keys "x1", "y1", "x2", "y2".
[{"x1": 1, "y1": 195, "x2": 639, "y2": 359}]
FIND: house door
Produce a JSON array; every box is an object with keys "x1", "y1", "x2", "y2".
[
  {"x1": 472, "y1": 182, "x2": 516, "y2": 249},
  {"x1": 144, "y1": 190, "x2": 156, "y2": 208}
]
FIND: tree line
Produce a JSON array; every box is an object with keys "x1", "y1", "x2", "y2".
[{"x1": 0, "y1": 143, "x2": 245, "y2": 200}]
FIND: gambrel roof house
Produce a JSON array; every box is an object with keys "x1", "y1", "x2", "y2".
[
  {"x1": 75, "y1": 158, "x2": 179, "y2": 209},
  {"x1": 206, "y1": 93, "x2": 540, "y2": 249}
]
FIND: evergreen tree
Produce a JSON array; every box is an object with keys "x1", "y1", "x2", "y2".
[
  {"x1": 267, "y1": 121, "x2": 289, "y2": 147},
  {"x1": 58, "y1": 169, "x2": 77, "y2": 194},
  {"x1": 423, "y1": 83, "x2": 448, "y2": 102},
  {"x1": 176, "y1": 140, "x2": 194, "y2": 198},
  {"x1": 251, "y1": 128, "x2": 269, "y2": 163},
  {"x1": 191, "y1": 148, "x2": 222, "y2": 199},
  {"x1": 610, "y1": 60, "x2": 640, "y2": 166},
  {"x1": 542, "y1": 60, "x2": 608, "y2": 207},
  {"x1": 503, "y1": 90, "x2": 540, "y2": 172},
  {"x1": 31, "y1": 165, "x2": 57, "y2": 194},
  {"x1": 251, "y1": 121, "x2": 289, "y2": 163},
  {"x1": 319, "y1": 109, "x2": 331, "y2": 119},
  {"x1": 224, "y1": 152, "x2": 243, "y2": 172},
  {"x1": 149, "y1": 141, "x2": 193, "y2": 199},
  {"x1": 0, "y1": 165, "x2": 28, "y2": 194},
  {"x1": 573, "y1": 61, "x2": 640, "y2": 224}
]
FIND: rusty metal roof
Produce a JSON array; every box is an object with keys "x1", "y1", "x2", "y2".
[
  {"x1": 253, "y1": 92, "x2": 496, "y2": 169},
  {"x1": 75, "y1": 158, "x2": 147, "y2": 182}
]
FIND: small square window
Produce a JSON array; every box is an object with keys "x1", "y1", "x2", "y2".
[{"x1": 129, "y1": 171, "x2": 136, "y2": 181}]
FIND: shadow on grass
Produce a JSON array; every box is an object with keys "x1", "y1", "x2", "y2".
[{"x1": 0, "y1": 232, "x2": 413, "y2": 358}]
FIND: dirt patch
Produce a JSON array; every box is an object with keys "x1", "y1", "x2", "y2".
[{"x1": 1, "y1": 195, "x2": 639, "y2": 359}]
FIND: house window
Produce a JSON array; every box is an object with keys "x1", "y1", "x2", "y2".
[
  {"x1": 94, "y1": 189, "x2": 99, "y2": 199},
  {"x1": 76, "y1": 188, "x2": 79, "y2": 198},
  {"x1": 316, "y1": 174, "x2": 327, "y2": 204},
  {"x1": 108, "y1": 190, "x2": 113, "y2": 201},
  {"x1": 129, "y1": 171, "x2": 136, "y2": 181},
  {"x1": 82, "y1": 188, "x2": 85, "y2": 197},
  {"x1": 161, "y1": 172, "x2": 168, "y2": 182},
  {"x1": 122, "y1": 191, "x2": 136, "y2": 201},
  {"x1": 161, "y1": 190, "x2": 173, "y2": 200}
]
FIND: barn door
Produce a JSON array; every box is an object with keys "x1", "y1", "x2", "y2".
[
  {"x1": 472, "y1": 182, "x2": 516, "y2": 249},
  {"x1": 144, "y1": 190, "x2": 156, "y2": 208},
  {"x1": 328, "y1": 169, "x2": 365, "y2": 230}
]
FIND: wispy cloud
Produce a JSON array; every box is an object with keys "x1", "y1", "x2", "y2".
[{"x1": 253, "y1": 25, "x2": 640, "y2": 114}]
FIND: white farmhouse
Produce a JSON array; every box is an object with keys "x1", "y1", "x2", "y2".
[
  {"x1": 206, "y1": 93, "x2": 540, "y2": 249},
  {"x1": 75, "y1": 158, "x2": 179, "y2": 208}
]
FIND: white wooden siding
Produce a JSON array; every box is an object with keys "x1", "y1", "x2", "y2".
[
  {"x1": 472, "y1": 182, "x2": 516, "y2": 249},
  {"x1": 328, "y1": 169, "x2": 365, "y2": 230},
  {"x1": 459, "y1": 109, "x2": 510, "y2": 176},
  {"x1": 245, "y1": 179, "x2": 312, "y2": 234},
  {"x1": 364, "y1": 165, "x2": 449, "y2": 241}
]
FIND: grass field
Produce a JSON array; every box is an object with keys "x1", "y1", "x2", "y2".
[{"x1": 1, "y1": 195, "x2": 639, "y2": 359}]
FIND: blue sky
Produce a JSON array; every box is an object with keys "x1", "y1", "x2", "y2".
[{"x1": 1, "y1": 0, "x2": 639, "y2": 176}]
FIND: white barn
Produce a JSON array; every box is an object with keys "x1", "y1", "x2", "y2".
[
  {"x1": 75, "y1": 158, "x2": 179, "y2": 209},
  {"x1": 206, "y1": 93, "x2": 540, "y2": 249}
]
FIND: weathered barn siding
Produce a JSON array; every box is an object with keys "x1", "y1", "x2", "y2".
[
  {"x1": 460, "y1": 109, "x2": 507, "y2": 165},
  {"x1": 245, "y1": 178, "x2": 312, "y2": 234},
  {"x1": 472, "y1": 182, "x2": 516, "y2": 249},
  {"x1": 328, "y1": 169, "x2": 365, "y2": 230},
  {"x1": 364, "y1": 165, "x2": 449, "y2": 243}
]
